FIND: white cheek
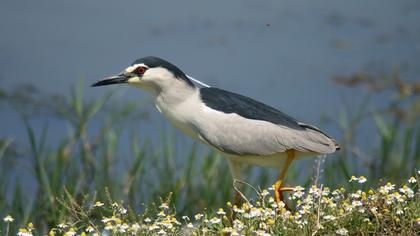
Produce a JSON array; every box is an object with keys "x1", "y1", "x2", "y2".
[{"x1": 127, "y1": 76, "x2": 141, "y2": 83}]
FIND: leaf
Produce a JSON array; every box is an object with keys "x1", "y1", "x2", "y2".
[
  {"x1": 0, "y1": 138, "x2": 13, "y2": 162},
  {"x1": 372, "y1": 112, "x2": 390, "y2": 140},
  {"x1": 86, "y1": 91, "x2": 113, "y2": 119}
]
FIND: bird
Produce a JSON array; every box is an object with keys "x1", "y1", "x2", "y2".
[{"x1": 92, "y1": 56, "x2": 340, "y2": 204}]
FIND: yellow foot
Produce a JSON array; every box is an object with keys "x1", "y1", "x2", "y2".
[
  {"x1": 274, "y1": 181, "x2": 295, "y2": 204},
  {"x1": 274, "y1": 181, "x2": 283, "y2": 203}
]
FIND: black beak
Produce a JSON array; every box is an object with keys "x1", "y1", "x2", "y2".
[{"x1": 91, "y1": 74, "x2": 129, "y2": 87}]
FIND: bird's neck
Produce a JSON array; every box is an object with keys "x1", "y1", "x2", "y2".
[{"x1": 154, "y1": 81, "x2": 198, "y2": 109}]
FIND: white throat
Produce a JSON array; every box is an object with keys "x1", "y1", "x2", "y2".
[{"x1": 154, "y1": 79, "x2": 197, "y2": 111}]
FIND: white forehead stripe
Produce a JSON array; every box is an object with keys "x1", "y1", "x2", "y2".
[{"x1": 125, "y1": 63, "x2": 148, "y2": 73}]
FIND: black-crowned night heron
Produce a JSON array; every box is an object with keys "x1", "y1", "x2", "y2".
[{"x1": 92, "y1": 56, "x2": 340, "y2": 204}]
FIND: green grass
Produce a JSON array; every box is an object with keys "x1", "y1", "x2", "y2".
[
  {"x1": 4, "y1": 176, "x2": 420, "y2": 235},
  {"x1": 0, "y1": 73, "x2": 419, "y2": 235}
]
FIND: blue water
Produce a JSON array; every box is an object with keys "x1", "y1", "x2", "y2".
[{"x1": 1, "y1": 0, "x2": 419, "y2": 196}]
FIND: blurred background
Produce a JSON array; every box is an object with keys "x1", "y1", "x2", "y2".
[{"x1": 0, "y1": 0, "x2": 419, "y2": 232}]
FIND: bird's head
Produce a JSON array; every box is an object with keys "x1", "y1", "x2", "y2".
[{"x1": 92, "y1": 56, "x2": 195, "y2": 94}]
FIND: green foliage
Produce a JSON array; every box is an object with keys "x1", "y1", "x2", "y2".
[
  {"x1": 321, "y1": 72, "x2": 420, "y2": 189},
  {"x1": 4, "y1": 177, "x2": 419, "y2": 235}
]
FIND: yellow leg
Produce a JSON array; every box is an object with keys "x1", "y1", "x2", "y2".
[{"x1": 274, "y1": 150, "x2": 295, "y2": 204}]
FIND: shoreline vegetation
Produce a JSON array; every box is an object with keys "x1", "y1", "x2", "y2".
[
  {"x1": 5, "y1": 175, "x2": 420, "y2": 235},
  {"x1": 0, "y1": 73, "x2": 419, "y2": 235}
]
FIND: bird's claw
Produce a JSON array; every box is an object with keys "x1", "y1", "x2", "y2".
[{"x1": 274, "y1": 181, "x2": 295, "y2": 203}]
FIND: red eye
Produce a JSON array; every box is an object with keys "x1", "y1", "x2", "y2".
[{"x1": 136, "y1": 66, "x2": 146, "y2": 74}]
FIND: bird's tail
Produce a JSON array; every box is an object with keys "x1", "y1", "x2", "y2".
[
  {"x1": 331, "y1": 139, "x2": 341, "y2": 151},
  {"x1": 298, "y1": 122, "x2": 340, "y2": 153}
]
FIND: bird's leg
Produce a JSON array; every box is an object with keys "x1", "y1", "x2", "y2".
[
  {"x1": 228, "y1": 160, "x2": 243, "y2": 207},
  {"x1": 274, "y1": 150, "x2": 295, "y2": 204}
]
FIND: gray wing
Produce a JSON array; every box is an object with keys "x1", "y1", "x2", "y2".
[
  {"x1": 197, "y1": 88, "x2": 339, "y2": 156},
  {"x1": 200, "y1": 87, "x2": 303, "y2": 130}
]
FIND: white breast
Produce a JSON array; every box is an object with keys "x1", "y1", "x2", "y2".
[{"x1": 154, "y1": 90, "x2": 202, "y2": 139}]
